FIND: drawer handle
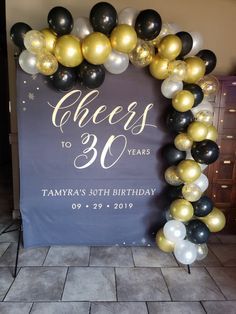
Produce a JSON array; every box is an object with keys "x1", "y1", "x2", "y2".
[
  {"x1": 228, "y1": 109, "x2": 236, "y2": 113},
  {"x1": 221, "y1": 185, "x2": 228, "y2": 189},
  {"x1": 223, "y1": 160, "x2": 231, "y2": 164},
  {"x1": 232, "y1": 82, "x2": 236, "y2": 85},
  {"x1": 226, "y1": 135, "x2": 234, "y2": 139}
]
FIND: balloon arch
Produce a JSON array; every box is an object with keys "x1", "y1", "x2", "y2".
[{"x1": 10, "y1": 2, "x2": 225, "y2": 265}]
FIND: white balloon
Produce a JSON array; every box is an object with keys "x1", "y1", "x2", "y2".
[
  {"x1": 104, "y1": 49, "x2": 129, "y2": 74},
  {"x1": 163, "y1": 220, "x2": 186, "y2": 243},
  {"x1": 186, "y1": 32, "x2": 203, "y2": 56},
  {"x1": 193, "y1": 173, "x2": 209, "y2": 192},
  {"x1": 118, "y1": 7, "x2": 139, "y2": 26},
  {"x1": 174, "y1": 239, "x2": 197, "y2": 265},
  {"x1": 72, "y1": 17, "x2": 93, "y2": 39},
  {"x1": 191, "y1": 100, "x2": 213, "y2": 115},
  {"x1": 161, "y1": 76, "x2": 183, "y2": 99},
  {"x1": 196, "y1": 243, "x2": 208, "y2": 260},
  {"x1": 19, "y1": 50, "x2": 38, "y2": 75}
]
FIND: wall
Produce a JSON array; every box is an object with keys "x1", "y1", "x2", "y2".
[{"x1": 5, "y1": 0, "x2": 236, "y2": 211}]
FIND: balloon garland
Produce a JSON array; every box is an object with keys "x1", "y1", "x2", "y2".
[{"x1": 10, "y1": 2, "x2": 225, "y2": 265}]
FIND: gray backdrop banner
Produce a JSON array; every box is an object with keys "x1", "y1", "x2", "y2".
[{"x1": 17, "y1": 64, "x2": 171, "y2": 248}]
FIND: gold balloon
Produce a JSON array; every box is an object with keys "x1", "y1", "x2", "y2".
[
  {"x1": 172, "y1": 90, "x2": 195, "y2": 112},
  {"x1": 174, "y1": 133, "x2": 193, "y2": 151},
  {"x1": 197, "y1": 75, "x2": 219, "y2": 97},
  {"x1": 129, "y1": 39, "x2": 155, "y2": 67},
  {"x1": 151, "y1": 23, "x2": 172, "y2": 46},
  {"x1": 82, "y1": 32, "x2": 111, "y2": 65},
  {"x1": 187, "y1": 121, "x2": 208, "y2": 142},
  {"x1": 158, "y1": 35, "x2": 182, "y2": 61},
  {"x1": 170, "y1": 199, "x2": 194, "y2": 222},
  {"x1": 54, "y1": 35, "x2": 83, "y2": 67},
  {"x1": 200, "y1": 207, "x2": 226, "y2": 232},
  {"x1": 182, "y1": 183, "x2": 202, "y2": 202},
  {"x1": 24, "y1": 30, "x2": 45, "y2": 54},
  {"x1": 184, "y1": 57, "x2": 206, "y2": 84},
  {"x1": 156, "y1": 228, "x2": 175, "y2": 253},
  {"x1": 110, "y1": 24, "x2": 137, "y2": 54},
  {"x1": 195, "y1": 110, "x2": 214, "y2": 126},
  {"x1": 168, "y1": 60, "x2": 187, "y2": 80},
  {"x1": 36, "y1": 51, "x2": 58, "y2": 75},
  {"x1": 164, "y1": 166, "x2": 182, "y2": 186},
  {"x1": 177, "y1": 159, "x2": 201, "y2": 183},
  {"x1": 206, "y1": 125, "x2": 218, "y2": 142},
  {"x1": 149, "y1": 54, "x2": 169, "y2": 80},
  {"x1": 41, "y1": 28, "x2": 57, "y2": 53}
]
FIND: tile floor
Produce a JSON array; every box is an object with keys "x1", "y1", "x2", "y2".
[{"x1": 1, "y1": 211, "x2": 236, "y2": 313}]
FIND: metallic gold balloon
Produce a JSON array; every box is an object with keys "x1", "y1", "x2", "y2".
[
  {"x1": 172, "y1": 90, "x2": 195, "y2": 112},
  {"x1": 170, "y1": 199, "x2": 194, "y2": 222},
  {"x1": 158, "y1": 35, "x2": 182, "y2": 61},
  {"x1": 187, "y1": 121, "x2": 208, "y2": 142},
  {"x1": 177, "y1": 159, "x2": 201, "y2": 183},
  {"x1": 82, "y1": 32, "x2": 111, "y2": 65},
  {"x1": 110, "y1": 24, "x2": 137, "y2": 54},
  {"x1": 156, "y1": 228, "x2": 175, "y2": 253},
  {"x1": 197, "y1": 75, "x2": 219, "y2": 97},
  {"x1": 174, "y1": 133, "x2": 193, "y2": 151},
  {"x1": 164, "y1": 166, "x2": 182, "y2": 186},
  {"x1": 206, "y1": 125, "x2": 218, "y2": 142},
  {"x1": 182, "y1": 183, "x2": 202, "y2": 202},
  {"x1": 195, "y1": 110, "x2": 214, "y2": 126},
  {"x1": 36, "y1": 51, "x2": 58, "y2": 75},
  {"x1": 41, "y1": 28, "x2": 57, "y2": 53},
  {"x1": 168, "y1": 60, "x2": 187, "y2": 80},
  {"x1": 24, "y1": 30, "x2": 45, "y2": 54},
  {"x1": 129, "y1": 39, "x2": 155, "y2": 67},
  {"x1": 184, "y1": 57, "x2": 206, "y2": 84},
  {"x1": 200, "y1": 207, "x2": 226, "y2": 232},
  {"x1": 149, "y1": 54, "x2": 169, "y2": 80},
  {"x1": 54, "y1": 35, "x2": 83, "y2": 67}
]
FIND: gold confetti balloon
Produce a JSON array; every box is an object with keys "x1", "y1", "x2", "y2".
[
  {"x1": 195, "y1": 110, "x2": 214, "y2": 126},
  {"x1": 156, "y1": 228, "x2": 175, "y2": 253},
  {"x1": 82, "y1": 32, "x2": 111, "y2": 65},
  {"x1": 164, "y1": 166, "x2": 183, "y2": 186},
  {"x1": 36, "y1": 51, "x2": 58, "y2": 75},
  {"x1": 54, "y1": 35, "x2": 83, "y2": 67},
  {"x1": 168, "y1": 60, "x2": 187, "y2": 80},
  {"x1": 182, "y1": 183, "x2": 202, "y2": 202},
  {"x1": 110, "y1": 24, "x2": 137, "y2": 54},
  {"x1": 129, "y1": 39, "x2": 155, "y2": 67},
  {"x1": 174, "y1": 133, "x2": 193, "y2": 151},
  {"x1": 41, "y1": 28, "x2": 57, "y2": 53},
  {"x1": 24, "y1": 30, "x2": 45, "y2": 54},
  {"x1": 197, "y1": 75, "x2": 219, "y2": 97}
]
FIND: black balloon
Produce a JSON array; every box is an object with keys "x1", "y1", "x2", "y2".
[
  {"x1": 166, "y1": 184, "x2": 184, "y2": 201},
  {"x1": 166, "y1": 108, "x2": 194, "y2": 133},
  {"x1": 176, "y1": 31, "x2": 193, "y2": 57},
  {"x1": 77, "y1": 61, "x2": 105, "y2": 89},
  {"x1": 191, "y1": 140, "x2": 219, "y2": 164},
  {"x1": 196, "y1": 49, "x2": 217, "y2": 74},
  {"x1": 49, "y1": 65, "x2": 77, "y2": 91},
  {"x1": 10, "y1": 22, "x2": 32, "y2": 49},
  {"x1": 163, "y1": 144, "x2": 186, "y2": 166},
  {"x1": 135, "y1": 9, "x2": 162, "y2": 40},
  {"x1": 192, "y1": 196, "x2": 214, "y2": 217},
  {"x1": 90, "y1": 2, "x2": 117, "y2": 35},
  {"x1": 48, "y1": 6, "x2": 73, "y2": 36},
  {"x1": 183, "y1": 83, "x2": 204, "y2": 107},
  {"x1": 187, "y1": 220, "x2": 210, "y2": 244}
]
